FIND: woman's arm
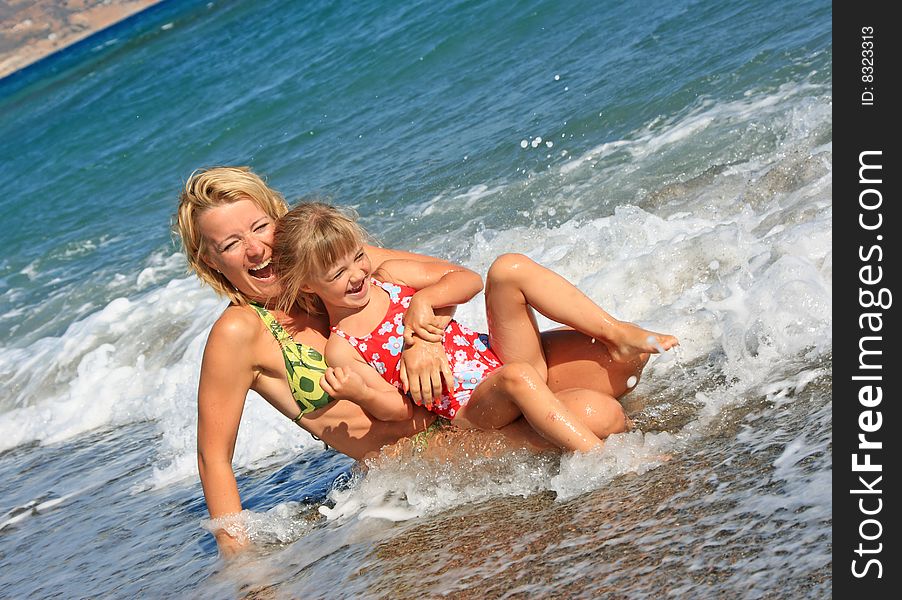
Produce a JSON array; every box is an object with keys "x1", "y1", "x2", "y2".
[
  {"x1": 323, "y1": 336, "x2": 415, "y2": 421},
  {"x1": 377, "y1": 258, "x2": 483, "y2": 319},
  {"x1": 196, "y1": 309, "x2": 257, "y2": 556},
  {"x1": 366, "y1": 245, "x2": 453, "y2": 270},
  {"x1": 366, "y1": 245, "x2": 467, "y2": 339}
]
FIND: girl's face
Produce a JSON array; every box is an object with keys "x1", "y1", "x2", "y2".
[
  {"x1": 304, "y1": 247, "x2": 373, "y2": 310},
  {"x1": 197, "y1": 199, "x2": 280, "y2": 302}
]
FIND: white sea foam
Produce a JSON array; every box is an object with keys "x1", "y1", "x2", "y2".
[
  {"x1": 0, "y1": 489, "x2": 84, "y2": 531},
  {"x1": 416, "y1": 181, "x2": 508, "y2": 218},
  {"x1": 200, "y1": 503, "x2": 315, "y2": 546}
]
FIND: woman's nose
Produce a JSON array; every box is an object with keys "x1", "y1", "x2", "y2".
[{"x1": 245, "y1": 236, "x2": 264, "y2": 256}]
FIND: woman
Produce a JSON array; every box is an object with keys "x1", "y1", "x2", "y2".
[{"x1": 174, "y1": 166, "x2": 654, "y2": 555}]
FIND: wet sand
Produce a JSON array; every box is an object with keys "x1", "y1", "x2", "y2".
[{"x1": 0, "y1": 0, "x2": 161, "y2": 79}]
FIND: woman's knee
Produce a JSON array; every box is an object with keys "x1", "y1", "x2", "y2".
[
  {"x1": 595, "y1": 395, "x2": 629, "y2": 435},
  {"x1": 486, "y1": 253, "x2": 533, "y2": 285},
  {"x1": 558, "y1": 388, "x2": 628, "y2": 436}
]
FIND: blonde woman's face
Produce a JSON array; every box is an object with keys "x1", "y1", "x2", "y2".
[{"x1": 197, "y1": 199, "x2": 281, "y2": 302}]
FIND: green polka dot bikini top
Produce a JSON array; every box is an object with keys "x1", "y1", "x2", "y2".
[{"x1": 250, "y1": 303, "x2": 333, "y2": 420}]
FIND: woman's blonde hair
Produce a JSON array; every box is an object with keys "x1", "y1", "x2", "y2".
[
  {"x1": 274, "y1": 202, "x2": 370, "y2": 314},
  {"x1": 173, "y1": 166, "x2": 288, "y2": 305}
]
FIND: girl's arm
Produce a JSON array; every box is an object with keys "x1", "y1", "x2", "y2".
[
  {"x1": 323, "y1": 335, "x2": 415, "y2": 421},
  {"x1": 196, "y1": 309, "x2": 257, "y2": 556}
]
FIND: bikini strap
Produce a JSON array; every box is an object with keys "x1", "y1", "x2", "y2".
[
  {"x1": 331, "y1": 325, "x2": 350, "y2": 340},
  {"x1": 250, "y1": 303, "x2": 331, "y2": 416},
  {"x1": 250, "y1": 302, "x2": 295, "y2": 347},
  {"x1": 370, "y1": 278, "x2": 404, "y2": 304}
]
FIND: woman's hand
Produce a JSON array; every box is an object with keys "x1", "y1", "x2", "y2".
[
  {"x1": 399, "y1": 328, "x2": 454, "y2": 408},
  {"x1": 321, "y1": 366, "x2": 369, "y2": 401},
  {"x1": 215, "y1": 528, "x2": 250, "y2": 558}
]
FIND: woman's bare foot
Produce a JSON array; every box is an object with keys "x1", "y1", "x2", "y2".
[{"x1": 605, "y1": 322, "x2": 678, "y2": 363}]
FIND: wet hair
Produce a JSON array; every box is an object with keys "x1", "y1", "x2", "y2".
[
  {"x1": 274, "y1": 202, "x2": 370, "y2": 314},
  {"x1": 173, "y1": 166, "x2": 288, "y2": 305}
]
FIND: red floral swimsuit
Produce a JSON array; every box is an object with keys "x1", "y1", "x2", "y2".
[{"x1": 331, "y1": 279, "x2": 503, "y2": 420}]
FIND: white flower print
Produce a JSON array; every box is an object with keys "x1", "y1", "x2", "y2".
[
  {"x1": 452, "y1": 335, "x2": 469, "y2": 347},
  {"x1": 384, "y1": 283, "x2": 402, "y2": 301},
  {"x1": 382, "y1": 335, "x2": 404, "y2": 356}
]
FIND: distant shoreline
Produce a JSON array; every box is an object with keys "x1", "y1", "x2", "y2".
[{"x1": 0, "y1": 0, "x2": 163, "y2": 81}]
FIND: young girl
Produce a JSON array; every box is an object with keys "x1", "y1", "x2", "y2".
[{"x1": 274, "y1": 203, "x2": 678, "y2": 452}]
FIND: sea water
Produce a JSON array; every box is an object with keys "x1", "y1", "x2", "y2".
[{"x1": 0, "y1": 0, "x2": 831, "y2": 597}]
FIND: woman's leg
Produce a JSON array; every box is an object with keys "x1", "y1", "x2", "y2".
[
  {"x1": 540, "y1": 328, "x2": 649, "y2": 398},
  {"x1": 485, "y1": 254, "x2": 678, "y2": 371},
  {"x1": 454, "y1": 362, "x2": 604, "y2": 452}
]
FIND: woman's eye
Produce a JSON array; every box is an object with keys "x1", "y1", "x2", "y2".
[
  {"x1": 222, "y1": 242, "x2": 238, "y2": 252},
  {"x1": 255, "y1": 222, "x2": 269, "y2": 232}
]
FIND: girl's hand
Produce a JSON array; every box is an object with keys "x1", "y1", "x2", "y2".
[
  {"x1": 320, "y1": 366, "x2": 368, "y2": 401},
  {"x1": 403, "y1": 296, "x2": 446, "y2": 343}
]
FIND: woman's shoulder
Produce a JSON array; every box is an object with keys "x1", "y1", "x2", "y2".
[
  {"x1": 199, "y1": 304, "x2": 270, "y2": 375},
  {"x1": 208, "y1": 303, "x2": 265, "y2": 346}
]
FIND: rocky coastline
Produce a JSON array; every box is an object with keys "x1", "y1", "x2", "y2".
[{"x1": 1, "y1": 0, "x2": 162, "y2": 79}]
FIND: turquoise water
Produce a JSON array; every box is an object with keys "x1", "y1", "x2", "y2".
[{"x1": 0, "y1": 0, "x2": 831, "y2": 597}]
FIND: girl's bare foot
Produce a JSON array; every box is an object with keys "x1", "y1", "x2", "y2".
[{"x1": 606, "y1": 322, "x2": 679, "y2": 363}]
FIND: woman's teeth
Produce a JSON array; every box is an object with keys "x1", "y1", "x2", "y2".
[{"x1": 249, "y1": 259, "x2": 273, "y2": 279}]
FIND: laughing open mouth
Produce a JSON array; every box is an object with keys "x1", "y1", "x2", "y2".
[
  {"x1": 248, "y1": 259, "x2": 274, "y2": 280},
  {"x1": 347, "y1": 279, "x2": 365, "y2": 295}
]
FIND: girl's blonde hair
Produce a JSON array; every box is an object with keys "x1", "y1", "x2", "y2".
[
  {"x1": 274, "y1": 202, "x2": 370, "y2": 314},
  {"x1": 173, "y1": 166, "x2": 288, "y2": 305}
]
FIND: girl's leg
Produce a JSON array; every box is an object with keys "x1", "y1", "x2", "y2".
[
  {"x1": 541, "y1": 328, "x2": 648, "y2": 398},
  {"x1": 496, "y1": 387, "x2": 630, "y2": 451},
  {"x1": 485, "y1": 254, "x2": 678, "y2": 368},
  {"x1": 454, "y1": 362, "x2": 605, "y2": 452}
]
